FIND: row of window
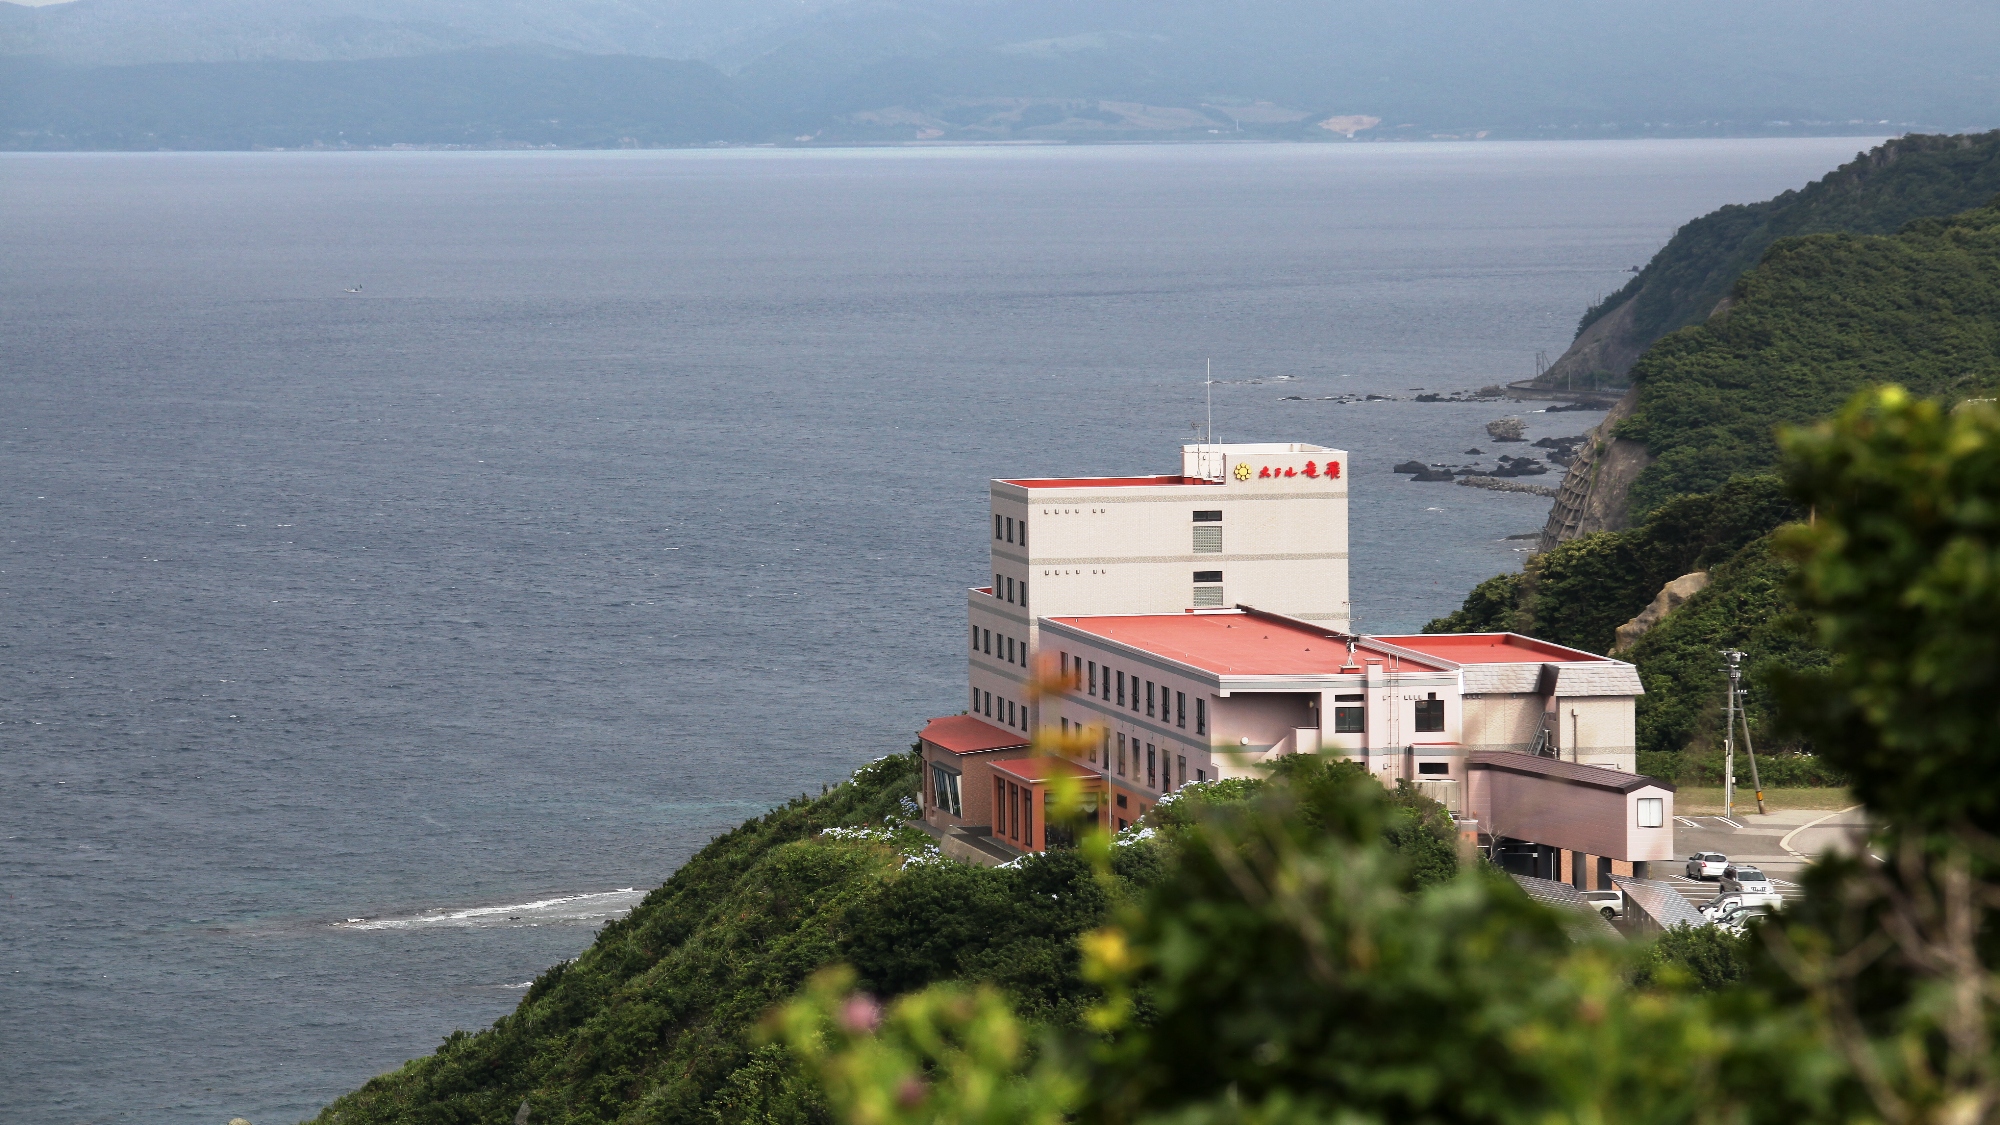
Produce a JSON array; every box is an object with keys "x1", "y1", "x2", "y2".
[
  {"x1": 1084, "y1": 727, "x2": 1200, "y2": 793},
  {"x1": 996, "y1": 777, "x2": 1032, "y2": 846},
  {"x1": 1322, "y1": 692, "x2": 1446, "y2": 735},
  {"x1": 994, "y1": 514, "x2": 1028, "y2": 547},
  {"x1": 992, "y1": 573, "x2": 1028, "y2": 608},
  {"x1": 1059, "y1": 653, "x2": 1207, "y2": 734},
  {"x1": 972, "y1": 625, "x2": 1027, "y2": 668},
  {"x1": 972, "y1": 687, "x2": 1029, "y2": 732}
]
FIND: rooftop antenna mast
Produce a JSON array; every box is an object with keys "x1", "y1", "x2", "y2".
[{"x1": 1205, "y1": 358, "x2": 1214, "y2": 446}]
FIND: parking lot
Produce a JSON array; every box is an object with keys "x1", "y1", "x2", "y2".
[{"x1": 1665, "y1": 804, "x2": 1866, "y2": 909}]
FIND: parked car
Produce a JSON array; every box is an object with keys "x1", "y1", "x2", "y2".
[
  {"x1": 1715, "y1": 904, "x2": 1772, "y2": 934},
  {"x1": 1579, "y1": 889, "x2": 1624, "y2": 920},
  {"x1": 1720, "y1": 865, "x2": 1784, "y2": 907},
  {"x1": 1686, "y1": 852, "x2": 1728, "y2": 880},
  {"x1": 1698, "y1": 894, "x2": 1744, "y2": 920}
]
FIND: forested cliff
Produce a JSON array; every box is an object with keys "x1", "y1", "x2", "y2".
[{"x1": 1444, "y1": 193, "x2": 2000, "y2": 778}]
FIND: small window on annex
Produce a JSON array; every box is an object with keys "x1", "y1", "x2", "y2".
[
  {"x1": 1333, "y1": 693, "x2": 1365, "y2": 734},
  {"x1": 931, "y1": 763, "x2": 963, "y2": 817},
  {"x1": 1637, "y1": 797, "x2": 1664, "y2": 828},
  {"x1": 1414, "y1": 692, "x2": 1445, "y2": 733},
  {"x1": 1417, "y1": 761, "x2": 1450, "y2": 777}
]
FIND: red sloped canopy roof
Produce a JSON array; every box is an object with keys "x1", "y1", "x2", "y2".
[
  {"x1": 919, "y1": 715, "x2": 1029, "y2": 755},
  {"x1": 990, "y1": 755, "x2": 1104, "y2": 785}
]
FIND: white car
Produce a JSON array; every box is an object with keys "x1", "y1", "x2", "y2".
[
  {"x1": 1686, "y1": 852, "x2": 1728, "y2": 880},
  {"x1": 1579, "y1": 890, "x2": 1624, "y2": 920},
  {"x1": 1719, "y1": 865, "x2": 1784, "y2": 908},
  {"x1": 1715, "y1": 904, "x2": 1772, "y2": 934},
  {"x1": 1698, "y1": 894, "x2": 1744, "y2": 920}
]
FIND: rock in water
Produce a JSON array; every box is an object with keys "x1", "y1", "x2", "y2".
[
  {"x1": 1612, "y1": 571, "x2": 1710, "y2": 653},
  {"x1": 1392, "y1": 461, "x2": 1428, "y2": 474},
  {"x1": 1485, "y1": 417, "x2": 1526, "y2": 442}
]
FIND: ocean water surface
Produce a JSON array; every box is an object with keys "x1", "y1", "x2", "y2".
[{"x1": 0, "y1": 138, "x2": 1881, "y2": 1123}]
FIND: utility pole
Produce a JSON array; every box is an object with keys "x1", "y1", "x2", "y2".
[
  {"x1": 1721, "y1": 650, "x2": 1738, "y2": 821},
  {"x1": 1736, "y1": 675, "x2": 1767, "y2": 815}
]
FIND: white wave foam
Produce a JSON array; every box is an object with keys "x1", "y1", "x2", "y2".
[{"x1": 334, "y1": 888, "x2": 644, "y2": 931}]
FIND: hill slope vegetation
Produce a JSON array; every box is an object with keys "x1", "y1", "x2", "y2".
[
  {"x1": 1439, "y1": 194, "x2": 2000, "y2": 774},
  {"x1": 1536, "y1": 132, "x2": 2000, "y2": 391}
]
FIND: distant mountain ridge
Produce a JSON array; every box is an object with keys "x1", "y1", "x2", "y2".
[{"x1": 4, "y1": 0, "x2": 1999, "y2": 149}]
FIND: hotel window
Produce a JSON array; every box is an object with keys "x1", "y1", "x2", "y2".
[
  {"x1": 1022, "y1": 787, "x2": 1032, "y2": 844},
  {"x1": 1176, "y1": 691, "x2": 1187, "y2": 728},
  {"x1": 970, "y1": 687, "x2": 978, "y2": 711},
  {"x1": 994, "y1": 572, "x2": 1002, "y2": 597},
  {"x1": 1146, "y1": 744, "x2": 1156, "y2": 789},
  {"x1": 1007, "y1": 699, "x2": 1016, "y2": 727},
  {"x1": 1116, "y1": 793, "x2": 1128, "y2": 809},
  {"x1": 994, "y1": 514, "x2": 1002, "y2": 540},
  {"x1": 1099, "y1": 730, "x2": 1108, "y2": 764},
  {"x1": 1088, "y1": 661, "x2": 1098, "y2": 696},
  {"x1": 1333, "y1": 693, "x2": 1365, "y2": 734},
  {"x1": 1192, "y1": 510, "x2": 1222, "y2": 553},
  {"x1": 970, "y1": 625, "x2": 977, "y2": 651},
  {"x1": 1196, "y1": 698, "x2": 1207, "y2": 735},
  {"x1": 1177, "y1": 754, "x2": 1187, "y2": 789},
  {"x1": 1019, "y1": 523, "x2": 1027, "y2": 548},
  {"x1": 1414, "y1": 692, "x2": 1445, "y2": 733},
  {"x1": 1193, "y1": 571, "x2": 1223, "y2": 608},
  {"x1": 1196, "y1": 769, "x2": 1207, "y2": 783},
  {"x1": 1006, "y1": 516, "x2": 1014, "y2": 544},
  {"x1": 1146, "y1": 682, "x2": 1156, "y2": 718},
  {"x1": 1418, "y1": 762, "x2": 1450, "y2": 776},
  {"x1": 983, "y1": 629, "x2": 992, "y2": 655},
  {"x1": 1005, "y1": 636, "x2": 1014, "y2": 664},
  {"x1": 1117, "y1": 734, "x2": 1127, "y2": 777},
  {"x1": 1116, "y1": 671, "x2": 1125, "y2": 707},
  {"x1": 1006, "y1": 576, "x2": 1015, "y2": 604},
  {"x1": 983, "y1": 690, "x2": 992, "y2": 717},
  {"x1": 1020, "y1": 580, "x2": 1027, "y2": 608},
  {"x1": 1638, "y1": 797, "x2": 1664, "y2": 828},
  {"x1": 1010, "y1": 783, "x2": 1020, "y2": 840}
]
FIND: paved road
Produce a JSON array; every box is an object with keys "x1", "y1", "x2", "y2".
[{"x1": 1665, "y1": 804, "x2": 1869, "y2": 909}]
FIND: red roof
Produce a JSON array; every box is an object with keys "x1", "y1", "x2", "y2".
[
  {"x1": 1375, "y1": 633, "x2": 1607, "y2": 665},
  {"x1": 990, "y1": 755, "x2": 1104, "y2": 784},
  {"x1": 919, "y1": 715, "x2": 1029, "y2": 755},
  {"x1": 1045, "y1": 611, "x2": 1450, "y2": 676},
  {"x1": 998, "y1": 475, "x2": 1218, "y2": 489}
]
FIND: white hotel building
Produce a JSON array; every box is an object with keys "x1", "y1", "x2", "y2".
[
  {"x1": 969, "y1": 442, "x2": 1351, "y2": 740},
  {"x1": 922, "y1": 442, "x2": 1670, "y2": 885}
]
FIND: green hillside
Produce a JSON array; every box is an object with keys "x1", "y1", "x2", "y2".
[
  {"x1": 313, "y1": 750, "x2": 1457, "y2": 1125},
  {"x1": 1622, "y1": 199, "x2": 2000, "y2": 514},
  {"x1": 1549, "y1": 132, "x2": 2000, "y2": 387},
  {"x1": 1437, "y1": 195, "x2": 2000, "y2": 770}
]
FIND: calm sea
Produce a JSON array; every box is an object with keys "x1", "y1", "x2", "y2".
[{"x1": 0, "y1": 138, "x2": 1880, "y2": 1124}]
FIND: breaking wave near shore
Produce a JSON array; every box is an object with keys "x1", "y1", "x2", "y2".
[{"x1": 335, "y1": 888, "x2": 645, "y2": 932}]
